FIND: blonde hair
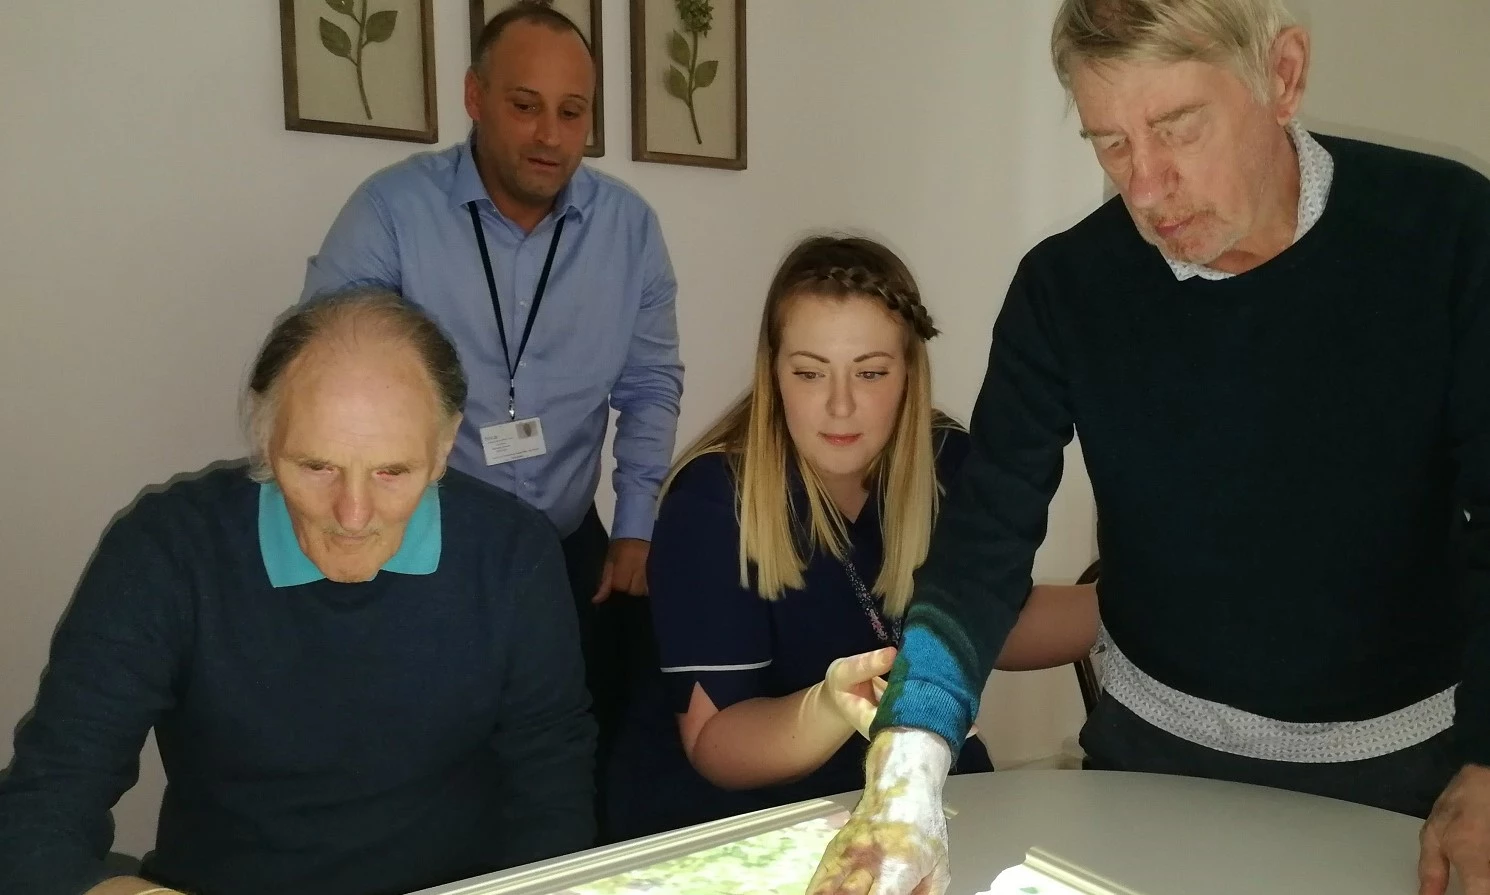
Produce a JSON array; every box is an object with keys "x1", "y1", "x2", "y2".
[
  {"x1": 664, "y1": 235, "x2": 947, "y2": 616},
  {"x1": 1051, "y1": 0, "x2": 1296, "y2": 101}
]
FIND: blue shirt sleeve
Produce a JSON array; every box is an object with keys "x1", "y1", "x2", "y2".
[
  {"x1": 647, "y1": 455, "x2": 772, "y2": 713},
  {"x1": 299, "y1": 185, "x2": 402, "y2": 304},
  {"x1": 608, "y1": 207, "x2": 683, "y2": 542}
]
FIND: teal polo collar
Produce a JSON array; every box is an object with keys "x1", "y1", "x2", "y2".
[{"x1": 257, "y1": 482, "x2": 442, "y2": 587}]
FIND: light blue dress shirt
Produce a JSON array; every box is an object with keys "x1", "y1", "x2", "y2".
[
  {"x1": 258, "y1": 482, "x2": 441, "y2": 587},
  {"x1": 300, "y1": 136, "x2": 683, "y2": 540}
]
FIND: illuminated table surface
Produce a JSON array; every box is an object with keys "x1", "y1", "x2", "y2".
[{"x1": 409, "y1": 770, "x2": 1434, "y2": 895}]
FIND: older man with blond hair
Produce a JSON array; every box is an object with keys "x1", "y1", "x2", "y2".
[
  {"x1": 0, "y1": 290, "x2": 596, "y2": 895},
  {"x1": 810, "y1": 1, "x2": 1490, "y2": 894}
]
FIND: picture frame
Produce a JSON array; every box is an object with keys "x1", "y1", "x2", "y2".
[
  {"x1": 470, "y1": 0, "x2": 606, "y2": 158},
  {"x1": 280, "y1": 0, "x2": 438, "y2": 143},
  {"x1": 629, "y1": 0, "x2": 746, "y2": 170}
]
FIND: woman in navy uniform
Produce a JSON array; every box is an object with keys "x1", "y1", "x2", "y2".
[{"x1": 607, "y1": 236, "x2": 1097, "y2": 839}]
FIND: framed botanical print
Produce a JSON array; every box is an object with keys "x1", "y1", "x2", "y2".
[
  {"x1": 630, "y1": 0, "x2": 746, "y2": 169},
  {"x1": 280, "y1": 0, "x2": 438, "y2": 143}
]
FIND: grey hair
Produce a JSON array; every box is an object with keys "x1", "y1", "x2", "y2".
[
  {"x1": 244, "y1": 288, "x2": 467, "y2": 483},
  {"x1": 1051, "y1": 0, "x2": 1297, "y2": 102}
]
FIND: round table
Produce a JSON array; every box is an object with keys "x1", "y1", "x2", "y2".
[
  {"x1": 411, "y1": 768, "x2": 1434, "y2": 895},
  {"x1": 909, "y1": 769, "x2": 1428, "y2": 895}
]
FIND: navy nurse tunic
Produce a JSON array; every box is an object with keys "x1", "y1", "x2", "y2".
[{"x1": 606, "y1": 426, "x2": 994, "y2": 840}]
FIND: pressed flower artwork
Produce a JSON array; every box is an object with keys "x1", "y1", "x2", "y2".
[
  {"x1": 280, "y1": 0, "x2": 437, "y2": 143},
  {"x1": 630, "y1": 0, "x2": 745, "y2": 169}
]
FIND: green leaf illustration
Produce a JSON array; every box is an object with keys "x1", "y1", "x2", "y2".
[
  {"x1": 324, "y1": 0, "x2": 354, "y2": 14},
  {"x1": 664, "y1": 65, "x2": 690, "y2": 100},
  {"x1": 365, "y1": 9, "x2": 398, "y2": 43},
  {"x1": 694, "y1": 58, "x2": 718, "y2": 88},
  {"x1": 667, "y1": 0, "x2": 713, "y2": 144},
  {"x1": 1021, "y1": 887, "x2": 1041, "y2": 894},
  {"x1": 668, "y1": 30, "x2": 691, "y2": 67},
  {"x1": 318, "y1": 18, "x2": 353, "y2": 59}
]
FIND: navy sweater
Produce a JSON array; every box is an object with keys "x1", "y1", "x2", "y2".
[
  {"x1": 879, "y1": 135, "x2": 1490, "y2": 764},
  {"x1": 0, "y1": 466, "x2": 595, "y2": 895}
]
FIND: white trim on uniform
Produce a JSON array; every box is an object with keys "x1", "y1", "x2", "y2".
[{"x1": 660, "y1": 660, "x2": 773, "y2": 674}]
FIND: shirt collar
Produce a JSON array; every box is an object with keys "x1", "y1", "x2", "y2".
[
  {"x1": 1165, "y1": 119, "x2": 1335, "y2": 282},
  {"x1": 258, "y1": 482, "x2": 442, "y2": 588},
  {"x1": 449, "y1": 129, "x2": 594, "y2": 224}
]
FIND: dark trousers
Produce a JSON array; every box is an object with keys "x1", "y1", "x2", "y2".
[
  {"x1": 1079, "y1": 694, "x2": 1457, "y2": 818},
  {"x1": 560, "y1": 506, "x2": 658, "y2": 844}
]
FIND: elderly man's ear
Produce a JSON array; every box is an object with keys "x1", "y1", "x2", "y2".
[{"x1": 1269, "y1": 25, "x2": 1311, "y2": 124}]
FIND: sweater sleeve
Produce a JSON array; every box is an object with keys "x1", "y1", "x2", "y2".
[
  {"x1": 872, "y1": 258, "x2": 1075, "y2": 753},
  {"x1": 0, "y1": 510, "x2": 187, "y2": 895},
  {"x1": 489, "y1": 529, "x2": 597, "y2": 867},
  {"x1": 1450, "y1": 174, "x2": 1490, "y2": 767}
]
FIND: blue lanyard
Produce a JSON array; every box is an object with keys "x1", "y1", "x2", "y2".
[{"x1": 466, "y1": 201, "x2": 566, "y2": 420}]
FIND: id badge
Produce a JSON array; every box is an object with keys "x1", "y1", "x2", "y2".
[{"x1": 480, "y1": 417, "x2": 547, "y2": 465}]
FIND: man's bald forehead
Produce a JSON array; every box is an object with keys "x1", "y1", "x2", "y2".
[
  {"x1": 246, "y1": 290, "x2": 468, "y2": 482},
  {"x1": 474, "y1": 10, "x2": 593, "y2": 82}
]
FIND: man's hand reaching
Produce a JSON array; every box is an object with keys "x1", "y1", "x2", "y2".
[{"x1": 807, "y1": 728, "x2": 954, "y2": 895}]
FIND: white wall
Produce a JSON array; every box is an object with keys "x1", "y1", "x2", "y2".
[
  {"x1": 1291, "y1": 0, "x2": 1490, "y2": 171},
  {"x1": 7, "y1": 0, "x2": 1484, "y2": 859}
]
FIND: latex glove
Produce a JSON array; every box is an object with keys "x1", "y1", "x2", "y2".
[
  {"x1": 823, "y1": 647, "x2": 897, "y2": 737},
  {"x1": 84, "y1": 878, "x2": 185, "y2": 895},
  {"x1": 1419, "y1": 763, "x2": 1490, "y2": 895},
  {"x1": 806, "y1": 728, "x2": 953, "y2": 895}
]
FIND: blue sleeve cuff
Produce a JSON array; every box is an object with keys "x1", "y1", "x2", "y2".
[
  {"x1": 872, "y1": 679, "x2": 974, "y2": 757},
  {"x1": 611, "y1": 492, "x2": 659, "y2": 542},
  {"x1": 871, "y1": 620, "x2": 984, "y2": 756}
]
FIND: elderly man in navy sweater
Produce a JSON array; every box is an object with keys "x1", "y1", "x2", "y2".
[
  {"x1": 0, "y1": 290, "x2": 596, "y2": 895},
  {"x1": 811, "y1": 2, "x2": 1490, "y2": 895}
]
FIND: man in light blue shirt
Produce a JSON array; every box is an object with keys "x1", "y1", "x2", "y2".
[{"x1": 299, "y1": 4, "x2": 681, "y2": 841}]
